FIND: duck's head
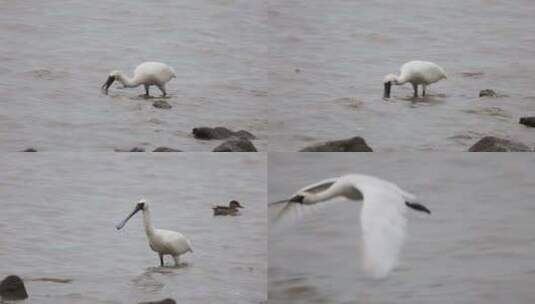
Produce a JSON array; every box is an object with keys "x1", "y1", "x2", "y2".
[
  {"x1": 116, "y1": 199, "x2": 149, "y2": 230},
  {"x1": 229, "y1": 200, "x2": 244, "y2": 209},
  {"x1": 383, "y1": 74, "x2": 399, "y2": 98},
  {"x1": 101, "y1": 70, "x2": 121, "y2": 95}
]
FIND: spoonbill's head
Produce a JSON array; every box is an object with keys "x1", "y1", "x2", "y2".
[
  {"x1": 383, "y1": 74, "x2": 398, "y2": 98},
  {"x1": 101, "y1": 70, "x2": 120, "y2": 95},
  {"x1": 116, "y1": 199, "x2": 149, "y2": 230},
  {"x1": 288, "y1": 193, "x2": 312, "y2": 204},
  {"x1": 229, "y1": 200, "x2": 244, "y2": 209}
]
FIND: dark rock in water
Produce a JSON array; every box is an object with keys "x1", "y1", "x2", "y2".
[
  {"x1": 519, "y1": 117, "x2": 535, "y2": 128},
  {"x1": 139, "y1": 298, "x2": 176, "y2": 304},
  {"x1": 479, "y1": 89, "x2": 497, "y2": 97},
  {"x1": 468, "y1": 136, "x2": 531, "y2": 152},
  {"x1": 299, "y1": 136, "x2": 373, "y2": 152},
  {"x1": 213, "y1": 137, "x2": 257, "y2": 152},
  {"x1": 234, "y1": 130, "x2": 256, "y2": 139},
  {"x1": 192, "y1": 127, "x2": 256, "y2": 140},
  {"x1": 153, "y1": 100, "x2": 172, "y2": 109},
  {"x1": 114, "y1": 147, "x2": 145, "y2": 152},
  {"x1": 0, "y1": 275, "x2": 28, "y2": 300},
  {"x1": 152, "y1": 146, "x2": 182, "y2": 152},
  {"x1": 21, "y1": 148, "x2": 37, "y2": 152}
]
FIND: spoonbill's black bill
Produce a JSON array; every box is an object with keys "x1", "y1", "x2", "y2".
[
  {"x1": 101, "y1": 76, "x2": 115, "y2": 95},
  {"x1": 116, "y1": 203, "x2": 142, "y2": 230}
]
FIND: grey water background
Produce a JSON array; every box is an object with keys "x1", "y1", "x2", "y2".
[
  {"x1": 0, "y1": 153, "x2": 266, "y2": 304},
  {"x1": 268, "y1": 0, "x2": 535, "y2": 151},
  {"x1": 0, "y1": 0, "x2": 268, "y2": 151},
  {"x1": 268, "y1": 153, "x2": 535, "y2": 303}
]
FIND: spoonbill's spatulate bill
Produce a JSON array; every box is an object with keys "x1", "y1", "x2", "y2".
[
  {"x1": 101, "y1": 62, "x2": 176, "y2": 97},
  {"x1": 383, "y1": 61, "x2": 447, "y2": 98},
  {"x1": 271, "y1": 174, "x2": 431, "y2": 279},
  {"x1": 116, "y1": 199, "x2": 192, "y2": 267}
]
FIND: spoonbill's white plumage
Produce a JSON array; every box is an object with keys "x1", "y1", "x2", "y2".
[
  {"x1": 384, "y1": 61, "x2": 447, "y2": 98},
  {"x1": 272, "y1": 174, "x2": 431, "y2": 278},
  {"x1": 101, "y1": 62, "x2": 176, "y2": 97},
  {"x1": 116, "y1": 199, "x2": 192, "y2": 267}
]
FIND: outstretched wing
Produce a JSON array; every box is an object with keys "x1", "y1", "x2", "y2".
[
  {"x1": 358, "y1": 179, "x2": 407, "y2": 278},
  {"x1": 292, "y1": 177, "x2": 339, "y2": 197}
]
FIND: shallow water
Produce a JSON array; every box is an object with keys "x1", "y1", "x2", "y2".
[
  {"x1": 0, "y1": 0, "x2": 268, "y2": 151},
  {"x1": 268, "y1": 153, "x2": 535, "y2": 303},
  {"x1": 267, "y1": 0, "x2": 535, "y2": 151},
  {"x1": 0, "y1": 153, "x2": 266, "y2": 303}
]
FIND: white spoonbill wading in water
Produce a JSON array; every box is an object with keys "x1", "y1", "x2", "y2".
[
  {"x1": 101, "y1": 62, "x2": 176, "y2": 97},
  {"x1": 383, "y1": 61, "x2": 447, "y2": 98},
  {"x1": 116, "y1": 199, "x2": 192, "y2": 267},
  {"x1": 273, "y1": 174, "x2": 431, "y2": 279}
]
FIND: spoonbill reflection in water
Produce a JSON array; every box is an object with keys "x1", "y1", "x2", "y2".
[
  {"x1": 101, "y1": 62, "x2": 176, "y2": 97},
  {"x1": 383, "y1": 61, "x2": 447, "y2": 98},
  {"x1": 272, "y1": 174, "x2": 431, "y2": 278},
  {"x1": 116, "y1": 199, "x2": 192, "y2": 267}
]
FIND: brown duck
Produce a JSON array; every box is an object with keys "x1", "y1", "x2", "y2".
[{"x1": 212, "y1": 200, "x2": 244, "y2": 216}]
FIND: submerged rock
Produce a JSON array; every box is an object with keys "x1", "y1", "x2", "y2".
[
  {"x1": 114, "y1": 147, "x2": 145, "y2": 152},
  {"x1": 139, "y1": 298, "x2": 176, "y2": 304},
  {"x1": 468, "y1": 136, "x2": 531, "y2": 152},
  {"x1": 152, "y1": 146, "x2": 182, "y2": 152},
  {"x1": 0, "y1": 275, "x2": 28, "y2": 300},
  {"x1": 21, "y1": 148, "x2": 37, "y2": 152},
  {"x1": 192, "y1": 127, "x2": 256, "y2": 140},
  {"x1": 153, "y1": 100, "x2": 172, "y2": 109},
  {"x1": 519, "y1": 117, "x2": 535, "y2": 128},
  {"x1": 299, "y1": 136, "x2": 373, "y2": 152},
  {"x1": 213, "y1": 137, "x2": 257, "y2": 152},
  {"x1": 479, "y1": 89, "x2": 497, "y2": 97}
]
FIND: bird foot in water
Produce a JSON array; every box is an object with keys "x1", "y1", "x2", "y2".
[{"x1": 138, "y1": 94, "x2": 154, "y2": 99}]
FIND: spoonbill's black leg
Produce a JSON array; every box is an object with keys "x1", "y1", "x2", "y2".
[
  {"x1": 412, "y1": 83, "x2": 418, "y2": 98},
  {"x1": 144, "y1": 85, "x2": 150, "y2": 96},
  {"x1": 422, "y1": 85, "x2": 426, "y2": 96},
  {"x1": 159, "y1": 254, "x2": 164, "y2": 267},
  {"x1": 157, "y1": 84, "x2": 167, "y2": 97}
]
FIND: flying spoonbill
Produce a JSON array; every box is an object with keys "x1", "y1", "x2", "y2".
[
  {"x1": 116, "y1": 199, "x2": 192, "y2": 267},
  {"x1": 272, "y1": 174, "x2": 431, "y2": 278},
  {"x1": 384, "y1": 61, "x2": 447, "y2": 98},
  {"x1": 101, "y1": 62, "x2": 176, "y2": 97}
]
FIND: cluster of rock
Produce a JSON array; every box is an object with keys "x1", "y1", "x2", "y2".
[
  {"x1": 299, "y1": 136, "x2": 373, "y2": 152},
  {"x1": 192, "y1": 126, "x2": 258, "y2": 152},
  {"x1": 468, "y1": 136, "x2": 531, "y2": 152}
]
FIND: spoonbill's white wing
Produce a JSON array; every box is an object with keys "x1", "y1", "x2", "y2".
[
  {"x1": 292, "y1": 177, "x2": 339, "y2": 197},
  {"x1": 134, "y1": 62, "x2": 176, "y2": 83},
  {"x1": 401, "y1": 61, "x2": 447, "y2": 84},
  {"x1": 358, "y1": 180, "x2": 407, "y2": 278},
  {"x1": 154, "y1": 229, "x2": 192, "y2": 255}
]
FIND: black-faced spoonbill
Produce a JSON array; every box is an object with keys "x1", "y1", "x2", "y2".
[
  {"x1": 116, "y1": 199, "x2": 192, "y2": 267},
  {"x1": 272, "y1": 174, "x2": 431, "y2": 278},
  {"x1": 383, "y1": 61, "x2": 447, "y2": 98},
  {"x1": 101, "y1": 62, "x2": 176, "y2": 97},
  {"x1": 212, "y1": 200, "x2": 244, "y2": 216}
]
